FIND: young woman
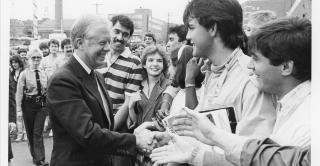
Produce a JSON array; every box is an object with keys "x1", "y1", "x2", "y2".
[
  {"x1": 16, "y1": 49, "x2": 49, "y2": 166},
  {"x1": 127, "y1": 45, "x2": 170, "y2": 166},
  {"x1": 9, "y1": 55, "x2": 27, "y2": 141},
  {"x1": 128, "y1": 45, "x2": 170, "y2": 129}
]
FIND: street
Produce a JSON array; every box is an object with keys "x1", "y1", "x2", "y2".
[{"x1": 10, "y1": 137, "x2": 53, "y2": 166}]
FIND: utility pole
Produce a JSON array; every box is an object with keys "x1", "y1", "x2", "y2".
[
  {"x1": 93, "y1": 3, "x2": 103, "y2": 14},
  {"x1": 166, "y1": 13, "x2": 170, "y2": 42}
]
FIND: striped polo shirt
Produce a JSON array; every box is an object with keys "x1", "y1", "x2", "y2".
[{"x1": 97, "y1": 47, "x2": 143, "y2": 114}]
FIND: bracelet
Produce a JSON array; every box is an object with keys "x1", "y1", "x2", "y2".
[{"x1": 185, "y1": 83, "x2": 196, "y2": 88}]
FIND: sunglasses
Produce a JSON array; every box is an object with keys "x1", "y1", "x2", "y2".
[{"x1": 31, "y1": 56, "x2": 42, "y2": 60}]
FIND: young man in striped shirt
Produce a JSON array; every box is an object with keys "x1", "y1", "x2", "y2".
[{"x1": 97, "y1": 15, "x2": 143, "y2": 129}]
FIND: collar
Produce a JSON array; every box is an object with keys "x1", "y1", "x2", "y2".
[
  {"x1": 73, "y1": 53, "x2": 91, "y2": 74},
  {"x1": 210, "y1": 47, "x2": 241, "y2": 73},
  {"x1": 277, "y1": 80, "x2": 311, "y2": 114},
  {"x1": 118, "y1": 47, "x2": 131, "y2": 58}
]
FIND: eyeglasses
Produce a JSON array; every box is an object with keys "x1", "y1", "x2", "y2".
[{"x1": 31, "y1": 56, "x2": 42, "y2": 60}]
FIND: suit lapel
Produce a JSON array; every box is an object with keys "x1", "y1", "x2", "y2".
[{"x1": 69, "y1": 56, "x2": 111, "y2": 128}]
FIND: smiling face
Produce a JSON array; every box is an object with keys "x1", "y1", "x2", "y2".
[
  {"x1": 110, "y1": 21, "x2": 130, "y2": 53},
  {"x1": 247, "y1": 50, "x2": 283, "y2": 94},
  {"x1": 11, "y1": 60, "x2": 21, "y2": 70},
  {"x1": 63, "y1": 44, "x2": 73, "y2": 57},
  {"x1": 186, "y1": 18, "x2": 213, "y2": 58},
  {"x1": 144, "y1": 52, "x2": 164, "y2": 78},
  {"x1": 81, "y1": 23, "x2": 111, "y2": 69}
]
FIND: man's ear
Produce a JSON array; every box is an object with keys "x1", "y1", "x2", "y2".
[
  {"x1": 208, "y1": 24, "x2": 217, "y2": 37},
  {"x1": 281, "y1": 60, "x2": 294, "y2": 76},
  {"x1": 75, "y1": 38, "x2": 84, "y2": 49}
]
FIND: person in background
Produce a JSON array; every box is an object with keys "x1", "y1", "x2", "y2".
[
  {"x1": 39, "y1": 39, "x2": 61, "y2": 78},
  {"x1": 39, "y1": 39, "x2": 62, "y2": 136},
  {"x1": 18, "y1": 48, "x2": 29, "y2": 69},
  {"x1": 39, "y1": 42, "x2": 50, "y2": 58},
  {"x1": 127, "y1": 45, "x2": 170, "y2": 166},
  {"x1": 157, "y1": 24, "x2": 194, "y2": 119},
  {"x1": 9, "y1": 70, "x2": 17, "y2": 165},
  {"x1": 59, "y1": 38, "x2": 74, "y2": 65},
  {"x1": 169, "y1": 47, "x2": 205, "y2": 115},
  {"x1": 144, "y1": 33, "x2": 156, "y2": 46},
  {"x1": 136, "y1": 43, "x2": 146, "y2": 58},
  {"x1": 10, "y1": 55, "x2": 27, "y2": 141},
  {"x1": 16, "y1": 49, "x2": 49, "y2": 166},
  {"x1": 245, "y1": 10, "x2": 277, "y2": 36}
]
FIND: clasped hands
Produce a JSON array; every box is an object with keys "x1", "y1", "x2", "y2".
[
  {"x1": 134, "y1": 107, "x2": 219, "y2": 165},
  {"x1": 134, "y1": 121, "x2": 173, "y2": 154}
]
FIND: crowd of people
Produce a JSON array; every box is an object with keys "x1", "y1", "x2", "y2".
[{"x1": 8, "y1": 0, "x2": 311, "y2": 166}]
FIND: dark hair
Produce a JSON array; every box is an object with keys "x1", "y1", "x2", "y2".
[
  {"x1": 173, "y1": 46, "x2": 205, "y2": 89},
  {"x1": 39, "y1": 42, "x2": 49, "y2": 50},
  {"x1": 183, "y1": 0, "x2": 247, "y2": 52},
  {"x1": 169, "y1": 25, "x2": 187, "y2": 42},
  {"x1": 248, "y1": 17, "x2": 311, "y2": 81},
  {"x1": 61, "y1": 38, "x2": 71, "y2": 49},
  {"x1": 48, "y1": 39, "x2": 60, "y2": 47},
  {"x1": 10, "y1": 55, "x2": 24, "y2": 70},
  {"x1": 141, "y1": 45, "x2": 169, "y2": 79},
  {"x1": 17, "y1": 48, "x2": 27, "y2": 54},
  {"x1": 144, "y1": 33, "x2": 156, "y2": 42},
  {"x1": 111, "y1": 15, "x2": 134, "y2": 36}
]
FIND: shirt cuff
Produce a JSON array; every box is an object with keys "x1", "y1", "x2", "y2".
[
  {"x1": 189, "y1": 148, "x2": 205, "y2": 166},
  {"x1": 163, "y1": 86, "x2": 180, "y2": 98}
]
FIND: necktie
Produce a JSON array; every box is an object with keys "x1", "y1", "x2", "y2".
[{"x1": 35, "y1": 70, "x2": 42, "y2": 96}]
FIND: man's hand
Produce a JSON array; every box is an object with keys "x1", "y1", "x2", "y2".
[
  {"x1": 9, "y1": 122, "x2": 16, "y2": 134},
  {"x1": 150, "y1": 135, "x2": 196, "y2": 166},
  {"x1": 185, "y1": 57, "x2": 204, "y2": 83},
  {"x1": 172, "y1": 107, "x2": 217, "y2": 146},
  {"x1": 134, "y1": 129, "x2": 156, "y2": 153},
  {"x1": 153, "y1": 131, "x2": 173, "y2": 147}
]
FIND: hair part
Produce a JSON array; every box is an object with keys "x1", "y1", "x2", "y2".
[{"x1": 248, "y1": 17, "x2": 311, "y2": 81}]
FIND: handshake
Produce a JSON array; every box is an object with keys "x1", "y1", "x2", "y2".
[{"x1": 134, "y1": 121, "x2": 173, "y2": 154}]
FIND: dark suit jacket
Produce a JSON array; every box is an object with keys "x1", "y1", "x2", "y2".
[
  {"x1": 9, "y1": 73, "x2": 16, "y2": 123},
  {"x1": 47, "y1": 56, "x2": 137, "y2": 166}
]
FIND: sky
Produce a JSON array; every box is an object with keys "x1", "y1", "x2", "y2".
[{"x1": 10, "y1": 0, "x2": 246, "y2": 24}]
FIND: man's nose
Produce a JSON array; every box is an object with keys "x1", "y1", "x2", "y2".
[
  {"x1": 186, "y1": 30, "x2": 191, "y2": 40},
  {"x1": 103, "y1": 43, "x2": 111, "y2": 52},
  {"x1": 116, "y1": 33, "x2": 123, "y2": 40}
]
